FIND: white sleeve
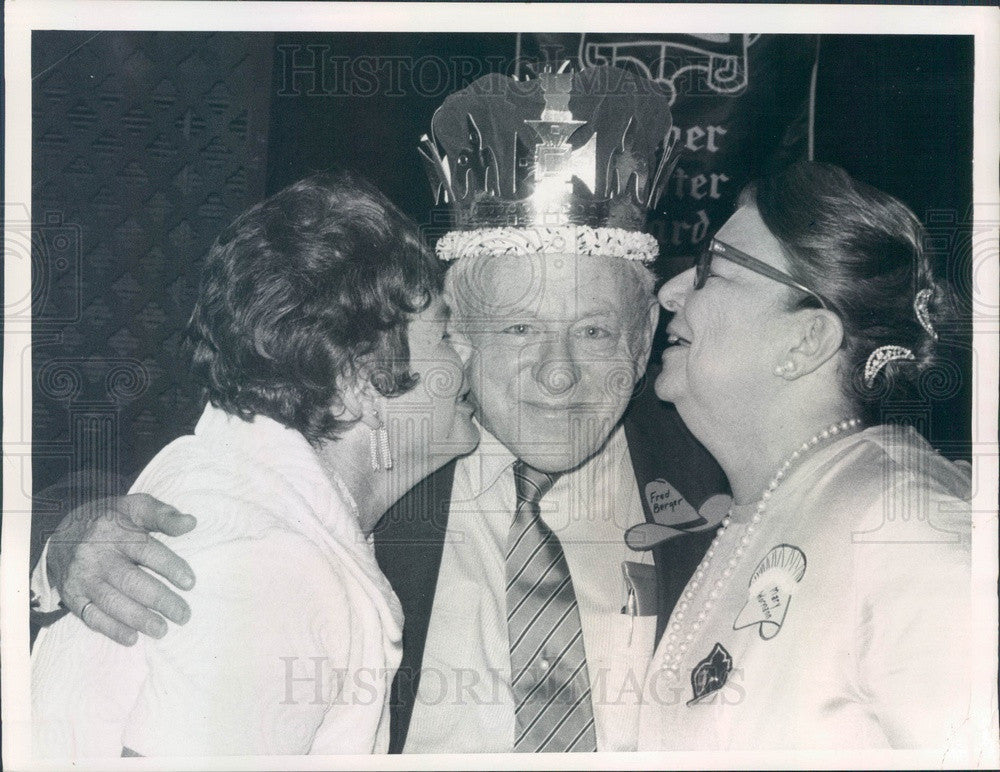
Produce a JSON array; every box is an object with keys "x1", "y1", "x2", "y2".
[
  {"x1": 121, "y1": 529, "x2": 354, "y2": 755},
  {"x1": 31, "y1": 539, "x2": 63, "y2": 613}
]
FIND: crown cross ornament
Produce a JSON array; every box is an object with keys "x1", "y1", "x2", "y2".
[
  {"x1": 523, "y1": 67, "x2": 596, "y2": 205},
  {"x1": 420, "y1": 64, "x2": 679, "y2": 263}
]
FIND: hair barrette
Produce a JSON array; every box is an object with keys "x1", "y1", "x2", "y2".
[
  {"x1": 864, "y1": 345, "x2": 916, "y2": 387},
  {"x1": 914, "y1": 288, "x2": 938, "y2": 340}
]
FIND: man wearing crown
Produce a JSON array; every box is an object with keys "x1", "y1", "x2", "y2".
[{"x1": 30, "y1": 66, "x2": 727, "y2": 753}]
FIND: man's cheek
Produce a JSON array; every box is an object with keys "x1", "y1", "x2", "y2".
[
  {"x1": 469, "y1": 343, "x2": 523, "y2": 378},
  {"x1": 581, "y1": 357, "x2": 641, "y2": 405}
]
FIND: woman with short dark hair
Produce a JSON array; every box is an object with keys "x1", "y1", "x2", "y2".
[
  {"x1": 738, "y1": 162, "x2": 949, "y2": 416},
  {"x1": 31, "y1": 172, "x2": 479, "y2": 757},
  {"x1": 638, "y1": 162, "x2": 976, "y2": 752},
  {"x1": 186, "y1": 172, "x2": 442, "y2": 443}
]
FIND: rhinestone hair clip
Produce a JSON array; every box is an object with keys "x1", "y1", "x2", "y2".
[
  {"x1": 863, "y1": 345, "x2": 916, "y2": 387},
  {"x1": 914, "y1": 288, "x2": 938, "y2": 340},
  {"x1": 863, "y1": 288, "x2": 939, "y2": 388}
]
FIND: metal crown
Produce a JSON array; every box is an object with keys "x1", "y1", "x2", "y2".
[{"x1": 419, "y1": 65, "x2": 679, "y2": 234}]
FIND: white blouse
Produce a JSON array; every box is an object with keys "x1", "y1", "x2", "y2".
[
  {"x1": 638, "y1": 425, "x2": 978, "y2": 754},
  {"x1": 32, "y1": 404, "x2": 403, "y2": 758}
]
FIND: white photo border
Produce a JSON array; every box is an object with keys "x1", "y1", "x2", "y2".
[{"x1": 4, "y1": 3, "x2": 998, "y2": 770}]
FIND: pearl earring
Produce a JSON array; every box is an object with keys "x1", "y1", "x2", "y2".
[{"x1": 774, "y1": 361, "x2": 794, "y2": 378}]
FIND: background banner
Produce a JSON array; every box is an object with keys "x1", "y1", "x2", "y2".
[{"x1": 515, "y1": 33, "x2": 819, "y2": 276}]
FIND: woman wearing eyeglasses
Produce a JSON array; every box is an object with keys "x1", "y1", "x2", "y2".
[{"x1": 637, "y1": 162, "x2": 978, "y2": 753}]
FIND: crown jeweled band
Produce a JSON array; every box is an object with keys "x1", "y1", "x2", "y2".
[
  {"x1": 914, "y1": 288, "x2": 938, "y2": 340},
  {"x1": 435, "y1": 225, "x2": 658, "y2": 263},
  {"x1": 863, "y1": 344, "x2": 916, "y2": 387}
]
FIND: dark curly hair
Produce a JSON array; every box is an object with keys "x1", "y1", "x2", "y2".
[
  {"x1": 186, "y1": 171, "x2": 442, "y2": 444},
  {"x1": 739, "y1": 161, "x2": 955, "y2": 413}
]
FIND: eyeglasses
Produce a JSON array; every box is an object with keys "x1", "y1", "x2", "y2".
[{"x1": 695, "y1": 238, "x2": 831, "y2": 310}]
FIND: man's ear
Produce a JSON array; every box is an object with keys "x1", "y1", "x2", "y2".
[
  {"x1": 634, "y1": 301, "x2": 660, "y2": 380},
  {"x1": 447, "y1": 319, "x2": 475, "y2": 368},
  {"x1": 781, "y1": 309, "x2": 844, "y2": 379},
  {"x1": 443, "y1": 283, "x2": 474, "y2": 367}
]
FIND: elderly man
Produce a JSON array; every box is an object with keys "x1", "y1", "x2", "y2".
[{"x1": 31, "y1": 66, "x2": 728, "y2": 753}]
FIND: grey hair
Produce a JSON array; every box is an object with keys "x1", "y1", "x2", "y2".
[{"x1": 443, "y1": 254, "x2": 656, "y2": 333}]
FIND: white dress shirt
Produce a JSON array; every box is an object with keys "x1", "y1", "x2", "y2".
[
  {"x1": 404, "y1": 422, "x2": 657, "y2": 753},
  {"x1": 32, "y1": 405, "x2": 403, "y2": 757}
]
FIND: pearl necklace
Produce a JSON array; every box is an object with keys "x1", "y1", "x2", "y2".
[{"x1": 659, "y1": 417, "x2": 862, "y2": 677}]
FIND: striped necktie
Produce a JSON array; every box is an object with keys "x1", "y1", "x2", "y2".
[{"x1": 506, "y1": 460, "x2": 597, "y2": 752}]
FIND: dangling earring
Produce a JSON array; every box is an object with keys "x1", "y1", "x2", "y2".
[
  {"x1": 369, "y1": 416, "x2": 381, "y2": 471},
  {"x1": 377, "y1": 412, "x2": 393, "y2": 471},
  {"x1": 369, "y1": 410, "x2": 393, "y2": 472}
]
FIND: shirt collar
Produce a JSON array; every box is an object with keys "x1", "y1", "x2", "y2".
[
  {"x1": 462, "y1": 419, "x2": 518, "y2": 499},
  {"x1": 461, "y1": 417, "x2": 629, "y2": 499}
]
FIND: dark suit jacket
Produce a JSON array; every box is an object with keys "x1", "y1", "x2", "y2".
[{"x1": 373, "y1": 374, "x2": 728, "y2": 753}]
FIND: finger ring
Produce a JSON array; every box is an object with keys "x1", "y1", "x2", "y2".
[{"x1": 80, "y1": 601, "x2": 94, "y2": 623}]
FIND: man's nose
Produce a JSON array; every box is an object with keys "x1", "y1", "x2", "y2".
[
  {"x1": 531, "y1": 334, "x2": 580, "y2": 396},
  {"x1": 657, "y1": 267, "x2": 695, "y2": 314}
]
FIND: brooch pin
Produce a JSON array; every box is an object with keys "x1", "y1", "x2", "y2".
[
  {"x1": 687, "y1": 642, "x2": 733, "y2": 705},
  {"x1": 733, "y1": 544, "x2": 807, "y2": 640}
]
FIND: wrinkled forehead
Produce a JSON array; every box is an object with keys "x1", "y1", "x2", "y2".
[{"x1": 448, "y1": 252, "x2": 640, "y2": 320}]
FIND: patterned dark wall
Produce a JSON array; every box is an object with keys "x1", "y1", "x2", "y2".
[{"x1": 31, "y1": 32, "x2": 274, "y2": 513}]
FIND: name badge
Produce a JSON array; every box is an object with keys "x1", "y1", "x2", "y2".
[
  {"x1": 643, "y1": 479, "x2": 703, "y2": 528},
  {"x1": 625, "y1": 493, "x2": 731, "y2": 551}
]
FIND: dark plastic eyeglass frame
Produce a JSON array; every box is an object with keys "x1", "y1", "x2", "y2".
[{"x1": 696, "y1": 238, "x2": 831, "y2": 311}]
